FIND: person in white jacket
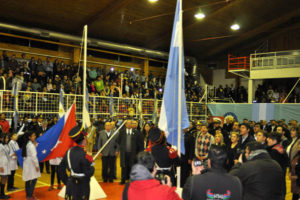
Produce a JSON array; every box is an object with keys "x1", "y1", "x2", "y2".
[
  {"x1": 7, "y1": 132, "x2": 19, "y2": 191},
  {"x1": 0, "y1": 133, "x2": 11, "y2": 199},
  {"x1": 48, "y1": 157, "x2": 62, "y2": 191},
  {"x1": 22, "y1": 131, "x2": 40, "y2": 200}
]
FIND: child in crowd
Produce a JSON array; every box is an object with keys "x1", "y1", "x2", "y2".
[
  {"x1": 7, "y1": 132, "x2": 19, "y2": 191},
  {"x1": 22, "y1": 131, "x2": 40, "y2": 200},
  {"x1": 48, "y1": 157, "x2": 62, "y2": 191},
  {"x1": 0, "y1": 132, "x2": 11, "y2": 199}
]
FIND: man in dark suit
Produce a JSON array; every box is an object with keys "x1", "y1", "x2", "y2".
[
  {"x1": 117, "y1": 119, "x2": 144, "y2": 184},
  {"x1": 98, "y1": 121, "x2": 119, "y2": 182},
  {"x1": 38, "y1": 119, "x2": 50, "y2": 174},
  {"x1": 238, "y1": 123, "x2": 255, "y2": 150}
]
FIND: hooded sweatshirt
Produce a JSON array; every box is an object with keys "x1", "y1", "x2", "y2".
[{"x1": 126, "y1": 164, "x2": 181, "y2": 200}]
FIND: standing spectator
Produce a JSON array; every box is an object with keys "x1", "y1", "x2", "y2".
[
  {"x1": 117, "y1": 120, "x2": 144, "y2": 185},
  {"x1": 43, "y1": 57, "x2": 53, "y2": 77},
  {"x1": 230, "y1": 141, "x2": 284, "y2": 200},
  {"x1": 266, "y1": 132, "x2": 289, "y2": 197},
  {"x1": 195, "y1": 124, "x2": 215, "y2": 167},
  {"x1": 94, "y1": 76, "x2": 104, "y2": 94},
  {"x1": 0, "y1": 114, "x2": 10, "y2": 134},
  {"x1": 238, "y1": 123, "x2": 255, "y2": 150},
  {"x1": 48, "y1": 157, "x2": 62, "y2": 191},
  {"x1": 98, "y1": 121, "x2": 119, "y2": 183},
  {"x1": 8, "y1": 54, "x2": 19, "y2": 72},
  {"x1": 227, "y1": 132, "x2": 241, "y2": 171},
  {"x1": 288, "y1": 127, "x2": 300, "y2": 200},
  {"x1": 183, "y1": 145, "x2": 242, "y2": 200}
]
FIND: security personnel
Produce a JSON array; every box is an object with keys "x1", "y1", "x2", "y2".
[
  {"x1": 59, "y1": 125, "x2": 95, "y2": 200},
  {"x1": 147, "y1": 127, "x2": 179, "y2": 185}
]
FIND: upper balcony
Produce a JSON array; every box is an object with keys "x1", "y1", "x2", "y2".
[{"x1": 249, "y1": 50, "x2": 300, "y2": 79}]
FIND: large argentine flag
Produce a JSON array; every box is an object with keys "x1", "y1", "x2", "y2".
[{"x1": 158, "y1": 0, "x2": 189, "y2": 154}]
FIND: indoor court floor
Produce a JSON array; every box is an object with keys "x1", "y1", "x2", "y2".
[{"x1": 6, "y1": 157, "x2": 293, "y2": 200}]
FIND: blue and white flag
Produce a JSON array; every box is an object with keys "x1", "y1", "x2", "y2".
[
  {"x1": 82, "y1": 86, "x2": 91, "y2": 129},
  {"x1": 16, "y1": 115, "x2": 65, "y2": 167},
  {"x1": 252, "y1": 103, "x2": 275, "y2": 122},
  {"x1": 109, "y1": 92, "x2": 114, "y2": 118},
  {"x1": 58, "y1": 87, "x2": 65, "y2": 119},
  {"x1": 158, "y1": 0, "x2": 189, "y2": 154}
]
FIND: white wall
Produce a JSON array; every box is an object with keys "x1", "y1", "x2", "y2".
[{"x1": 212, "y1": 69, "x2": 263, "y2": 90}]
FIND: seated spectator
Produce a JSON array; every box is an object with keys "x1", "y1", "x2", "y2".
[
  {"x1": 31, "y1": 78, "x2": 41, "y2": 92},
  {"x1": 123, "y1": 151, "x2": 181, "y2": 200},
  {"x1": 183, "y1": 145, "x2": 242, "y2": 200},
  {"x1": 230, "y1": 141, "x2": 284, "y2": 200}
]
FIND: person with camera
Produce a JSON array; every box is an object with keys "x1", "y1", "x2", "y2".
[
  {"x1": 182, "y1": 145, "x2": 242, "y2": 200},
  {"x1": 230, "y1": 141, "x2": 284, "y2": 200},
  {"x1": 122, "y1": 151, "x2": 181, "y2": 200}
]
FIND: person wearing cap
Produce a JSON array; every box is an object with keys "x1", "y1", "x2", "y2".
[
  {"x1": 183, "y1": 145, "x2": 242, "y2": 200},
  {"x1": 230, "y1": 141, "x2": 284, "y2": 200},
  {"x1": 238, "y1": 123, "x2": 255, "y2": 150},
  {"x1": 59, "y1": 125, "x2": 95, "y2": 200},
  {"x1": 117, "y1": 119, "x2": 144, "y2": 185},
  {"x1": 147, "y1": 127, "x2": 179, "y2": 186}
]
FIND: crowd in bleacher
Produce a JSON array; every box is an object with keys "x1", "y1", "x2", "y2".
[{"x1": 0, "y1": 51, "x2": 206, "y2": 103}]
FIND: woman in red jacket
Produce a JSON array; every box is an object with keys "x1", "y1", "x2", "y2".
[{"x1": 123, "y1": 151, "x2": 181, "y2": 200}]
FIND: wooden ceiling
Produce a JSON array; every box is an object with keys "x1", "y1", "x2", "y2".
[{"x1": 0, "y1": 0, "x2": 300, "y2": 60}]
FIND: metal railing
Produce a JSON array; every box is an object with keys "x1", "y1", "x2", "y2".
[
  {"x1": 250, "y1": 49, "x2": 300, "y2": 70},
  {"x1": 0, "y1": 90, "x2": 207, "y2": 121}
]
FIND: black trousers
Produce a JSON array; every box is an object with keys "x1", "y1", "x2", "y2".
[
  {"x1": 121, "y1": 152, "x2": 134, "y2": 182},
  {"x1": 102, "y1": 156, "x2": 116, "y2": 181},
  {"x1": 7, "y1": 170, "x2": 16, "y2": 189},
  {"x1": 50, "y1": 165, "x2": 61, "y2": 186},
  {"x1": 39, "y1": 160, "x2": 50, "y2": 173},
  {"x1": 25, "y1": 179, "x2": 37, "y2": 198}
]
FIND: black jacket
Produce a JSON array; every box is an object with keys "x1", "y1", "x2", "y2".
[
  {"x1": 230, "y1": 152, "x2": 284, "y2": 200},
  {"x1": 59, "y1": 146, "x2": 95, "y2": 200},
  {"x1": 238, "y1": 134, "x2": 255, "y2": 150},
  {"x1": 117, "y1": 128, "x2": 144, "y2": 167},
  {"x1": 182, "y1": 168, "x2": 242, "y2": 200}
]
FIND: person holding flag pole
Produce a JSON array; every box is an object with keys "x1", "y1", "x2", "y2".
[{"x1": 158, "y1": 0, "x2": 190, "y2": 191}]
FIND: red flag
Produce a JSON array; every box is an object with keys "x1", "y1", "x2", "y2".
[{"x1": 44, "y1": 103, "x2": 77, "y2": 161}]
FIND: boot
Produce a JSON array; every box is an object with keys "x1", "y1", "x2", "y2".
[{"x1": 0, "y1": 184, "x2": 10, "y2": 199}]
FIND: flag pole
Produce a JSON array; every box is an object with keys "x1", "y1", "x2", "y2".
[
  {"x1": 93, "y1": 120, "x2": 126, "y2": 160},
  {"x1": 83, "y1": 25, "x2": 88, "y2": 122},
  {"x1": 176, "y1": 0, "x2": 183, "y2": 190}
]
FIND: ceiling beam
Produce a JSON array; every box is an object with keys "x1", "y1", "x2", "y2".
[
  {"x1": 204, "y1": 7, "x2": 300, "y2": 57},
  {"x1": 146, "y1": 0, "x2": 238, "y2": 49},
  {"x1": 76, "y1": 0, "x2": 136, "y2": 31}
]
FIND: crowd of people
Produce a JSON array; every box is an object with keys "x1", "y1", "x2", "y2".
[
  {"x1": 0, "y1": 51, "x2": 205, "y2": 103},
  {"x1": 0, "y1": 110, "x2": 299, "y2": 199}
]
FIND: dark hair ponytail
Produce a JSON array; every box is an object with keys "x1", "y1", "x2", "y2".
[{"x1": 22, "y1": 131, "x2": 35, "y2": 158}]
